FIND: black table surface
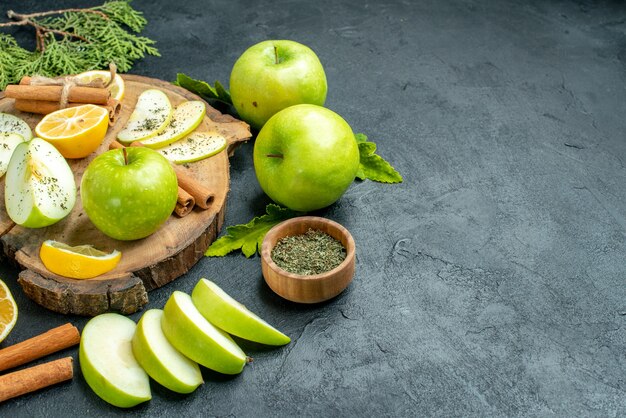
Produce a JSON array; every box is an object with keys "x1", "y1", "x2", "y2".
[{"x1": 2, "y1": 0, "x2": 625, "y2": 416}]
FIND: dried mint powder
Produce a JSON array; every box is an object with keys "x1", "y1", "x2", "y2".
[{"x1": 271, "y1": 228, "x2": 346, "y2": 275}]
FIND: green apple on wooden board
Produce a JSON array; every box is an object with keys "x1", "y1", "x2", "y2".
[
  {"x1": 0, "y1": 133, "x2": 26, "y2": 177},
  {"x1": 161, "y1": 291, "x2": 247, "y2": 375},
  {"x1": 117, "y1": 89, "x2": 173, "y2": 143},
  {"x1": 5, "y1": 137, "x2": 76, "y2": 228},
  {"x1": 132, "y1": 309, "x2": 203, "y2": 394},
  {"x1": 253, "y1": 104, "x2": 360, "y2": 212},
  {"x1": 0, "y1": 112, "x2": 32, "y2": 141},
  {"x1": 230, "y1": 39, "x2": 327, "y2": 130},
  {"x1": 192, "y1": 279, "x2": 290, "y2": 346},
  {"x1": 80, "y1": 147, "x2": 178, "y2": 240},
  {"x1": 139, "y1": 101, "x2": 206, "y2": 148},
  {"x1": 80, "y1": 313, "x2": 151, "y2": 408}
]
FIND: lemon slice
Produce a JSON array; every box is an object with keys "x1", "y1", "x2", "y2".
[
  {"x1": 39, "y1": 240, "x2": 121, "y2": 279},
  {"x1": 0, "y1": 279, "x2": 18, "y2": 343},
  {"x1": 35, "y1": 104, "x2": 109, "y2": 159},
  {"x1": 0, "y1": 132, "x2": 25, "y2": 177},
  {"x1": 75, "y1": 70, "x2": 125, "y2": 101},
  {"x1": 157, "y1": 132, "x2": 227, "y2": 164},
  {"x1": 0, "y1": 112, "x2": 32, "y2": 141},
  {"x1": 139, "y1": 101, "x2": 206, "y2": 149},
  {"x1": 117, "y1": 89, "x2": 172, "y2": 144}
]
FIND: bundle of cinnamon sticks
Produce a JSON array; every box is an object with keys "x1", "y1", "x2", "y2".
[{"x1": 4, "y1": 76, "x2": 121, "y2": 125}]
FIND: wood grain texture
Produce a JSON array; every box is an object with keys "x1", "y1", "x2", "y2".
[
  {"x1": 261, "y1": 216, "x2": 355, "y2": 303},
  {"x1": 0, "y1": 75, "x2": 251, "y2": 315}
]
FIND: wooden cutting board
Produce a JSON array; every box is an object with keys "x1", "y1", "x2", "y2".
[{"x1": 0, "y1": 75, "x2": 251, "y2": 316}]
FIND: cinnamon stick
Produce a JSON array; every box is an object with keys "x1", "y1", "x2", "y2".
[
  {"x1": 0, "y1": 357, "x2": 73, "y2": 403},
  {"x1": 5, "y1": 84, "x2": 110, "y2": 105},
  {"x1": 0, "y1": 323, "x2": 80, "y2": 373},
  {"x1": 175, "y1": 187, "x2": 195, "y2": 217}
]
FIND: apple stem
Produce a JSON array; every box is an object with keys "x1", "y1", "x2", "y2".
[
  {"x1": 274, "y1": 46, "x2": 279, "y2": 64},
  {"x1": 266, "y1": 153, "x2": 284, "y2": 159},
  {"x1": 122, "y1": 147, "x2": 128, "y2": 165}
]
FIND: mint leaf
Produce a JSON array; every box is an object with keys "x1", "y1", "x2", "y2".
[
  {"x1": 205, "y1": 204, "x2": 300, "y2": 258},
  {"x1": 354, "y1": 133, "x2": 403, "y2": 183},
  {"x1": 174, "y1": 73, "x2": 233, "y2": 105}
]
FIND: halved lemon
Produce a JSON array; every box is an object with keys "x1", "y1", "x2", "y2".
[
  {"x1": 39, "y1": 240, "x2": 122, "y2": 279},
  {"x1": 0, "y1": 279, "x2": 17, "y2": 343},
  {"x1": 35, "y1": 104, "x2": 109, "y2": 159},
  {"x1": 75, "y1": 70, "x2": 125, "y2": 101}
]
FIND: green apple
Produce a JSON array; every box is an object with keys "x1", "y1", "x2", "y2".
[
  {"x1": 253, "y1": 104, "x2": 359, "y2": 211},
  {"x1": 79, "y1": 313, "x2": 151, "y2": 408},
  {"x1": 132, "y1": 309, "x2": 203, "y2": 394},
  {"x1": 192, "y1": 278, "x2": 290, "y2": 346},
  {"x1": 161, "y1": 291, "x2": 247, "y2": 375},
  {"x1": 117, "y1": 89, "x2": 173, "y2": 144},
  {"x1": 139, "y1": 101, "x2": 206, "y2": 149},
  {"x1": 230, "y1": 39, "x2": 327, "y2": 130},
  {"x1": 0, "y1": 112, "x2": 32, "y2": 141},
  {"x1": 157, "y1": 132, "x2": 227, "y2": 164},
  {"x1": 0, "y1": 132, "x2": 26, "y2": 177},
  {"x1": 5, "y1": 137, "x2": 76, "y2": 228},
  {"x1": 80, "y1": 147, "x2": 178, "y2": 240}
]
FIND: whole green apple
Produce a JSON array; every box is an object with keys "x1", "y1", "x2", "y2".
[
  {"x1": 253, "y1": 104, "x2": 359, "y2": 212},
  {"x1": 230, "y1": 40, "x2": 327, "y2": 130},
  {"x1": 81, "y1": 147, "x2": 178, "y2": 240}
]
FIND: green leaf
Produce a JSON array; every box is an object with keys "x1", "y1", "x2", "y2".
[
  {"x1": 355, "y1": 133, "x2": 403, "y2": 183},
  {"x1": 205, "y1": 204, "x2": 300, "y2": 258},
  {"x1": 174, "y1": 73, "x2": 233, "y2": 105}
]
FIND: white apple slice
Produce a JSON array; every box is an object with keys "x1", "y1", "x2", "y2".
[
  {"x1": 79, "y1": 313, "x2": 151, "y2": 408},
  {"x1": 157, "y1": 132, "x2": 227, "y2": 164},
  {"x1": 117, "y1": 89, "x2": 172, "y2": 143},
  {"x1": 161, "y1": 291, "x2": 247, "y2": 375},
  {"x1": 5, "y1": 138, "x2": 76, "y2": 228},
  {"x1": 139, "y1": 101, "x2": 206, "y2": 149},
  {"x1": 0, "y1": 133, "x2": 26, "y2": 177},
  {"x1": 132, "y1": 309, "x2": 203, "y2": 394},
  {"x1": 0, "y1": 112, "x2": 32, "y2": 141},
  {"x1": 192, "y1": 279, "x2": 291, "y2": 346}
]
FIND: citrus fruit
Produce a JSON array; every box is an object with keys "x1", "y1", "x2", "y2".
[
  {"x1": 139, "y1": 101, "x2": 206, "y2": 148},
  {"x1": 39, "y1": 240, "x2": 121, "y2": 279},
  {"x1": 117, "y1": 89, "x2": 172, "y2": 144},
  {"x1": 0, "y1": 112, "x2": 32, "y2": 140},
  {"x1": 75, "y1": 70, "x2": 125, "y2": 101},
  {"x1": 35, "y1": 104, "x2": 109, "y2": 159},
  {"x1": 0, "y1": 279, "x2": 18, "y2": 343},
  {"x1": 157, "y1": 132, "x2": 227, "y2": 164}
]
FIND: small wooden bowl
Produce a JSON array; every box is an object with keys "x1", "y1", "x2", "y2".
[{"x1": 261, "y1": 216, "x2": 356, "y2": 304}]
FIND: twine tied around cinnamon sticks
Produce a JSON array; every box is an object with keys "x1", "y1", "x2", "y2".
[
  {"x1": 4, "y1": 63, "x2": 122, "y2": 125},
  {"x1": 28, "y1": 63, "x2": 117, "y2": 110}
]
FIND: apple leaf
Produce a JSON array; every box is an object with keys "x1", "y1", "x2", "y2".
[
  {"x1": 354, "y1": 133, "x2": 403, "y2": 183},
  {"x1": 173, "y1": 73, "x2": 233, "y2": 105},
  {"x1": 205, "y1": 204, "x2": 300, "y2": 258}
]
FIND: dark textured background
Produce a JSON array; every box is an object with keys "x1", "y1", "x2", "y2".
[{"x1": 1, "y1": 0, "x2": 626, "y2": 416}]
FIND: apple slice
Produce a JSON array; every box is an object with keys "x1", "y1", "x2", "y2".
[
  {"x1": 157, "y1": 132, "x2": 227, "y2": 164},
  {"x1": 132, "y1": 309, "x2": 203, "y2": 394},
  {"x1": 0, "y1": 133, "x2": 25, "y2": 177},
  {"x1": 192, "y1": 279, "x2": 291, "y2": 346},
  {"x1": 161, "y1": 291, "x2": 247, "y2": 375},
  {"x1": 0, "y1": 112, "x2": 32, "y2": 141},
  {"x1": 5, "y1": 138, "x2": 76, "y2": 228},
  {"x1": 117, "y1": 89, "x2": 172, "y2": 143},
  {"x1": 139, "y1": 101, "x2": 206, "y2": 149},
  {"x1": 79, "y1": 313, "x2": 151, "y2": 408}
]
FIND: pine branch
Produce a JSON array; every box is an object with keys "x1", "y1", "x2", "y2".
[{"x1": 0, "y1": 1, "x2": 159, "y2": 89}]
